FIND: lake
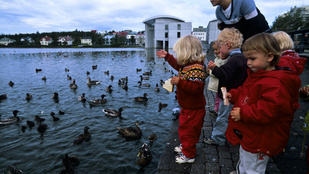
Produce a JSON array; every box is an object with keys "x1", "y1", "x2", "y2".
[{"x1": 0, "y1": 48, "x2": 180, "y2": 174}]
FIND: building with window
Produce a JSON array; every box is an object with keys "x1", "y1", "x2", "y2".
[
  {"x1": 206, "y1": 19, "x2": 221, "y2": 45},
  {"x1": 192, "y1": 26, "x2": 207, "y2": 41},
  {"x1": 81, "y1": 36, "x2": 92, "y2": 45},
  {"x1": 143, "y1": 15, "x2": 192, "y2": 49}
]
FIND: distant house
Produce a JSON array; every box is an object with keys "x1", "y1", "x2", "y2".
[
  {"x1": 81, "y1": 36, "x2": 92, "y2": 45},
  {"x1": 192, "y1": 26, "x2": 207, "y2": 41},
  {"x1": 0, "y1": 37, "x2": 15, "y2": 46},
  {"x1": 135, "y1": 34, "x2": 145, "y2": 46},
  {"x1": 126, "y1": 34, "x2": 136, "y2": 45},
  {"x1": 20, "y1": 37, "x2": 34, "y2": 44},
  {"x1": 103, "y1": 35, "x2": 114, "y2": 45},
  {"x1": 143, "y1": 15, "x2": 192, "y2": 49},
  {"x1": 40, "y1": 36, "x2": 53, "y2": 46},
  {"x1": 58, "y1": 36, "x2": 74, "y2": 45}
]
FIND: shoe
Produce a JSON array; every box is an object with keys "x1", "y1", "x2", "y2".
[
  {"x1": 175, "y1": 154, "x2": 195, "y2": 164},
  {"x1": 204, "y1": 137, "x2": 218, "y2": 145},
  {"x1": 174, "y1": 144, "x2": 182, "y2": 153}
]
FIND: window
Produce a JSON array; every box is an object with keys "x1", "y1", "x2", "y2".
[
  {"x1": 165, "y1": 32, "x2": 168, "y2": 38},
  {"x1": 177, "y1": 24, "x2": 181, "y2": 30},
  {"x1": 177, "y1": 32, "x2": 181, "y2": 38},
  {"x1": 165, "y1": 25, "x2": 168, "y2": 30}
]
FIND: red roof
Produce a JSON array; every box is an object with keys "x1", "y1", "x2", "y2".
[{"x1": 40, "y1": 36, "x2": 52, "y2": 41}]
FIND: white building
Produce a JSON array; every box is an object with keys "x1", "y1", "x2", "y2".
[
  {"x1": 143, "y1": 15, "x2": 192, "y2": 49},
  {"x1": 57, "y1": 36, "x2": 74, "y2": 45},
  {"x1": 103, "y1": 35, "x2": 114, "y2": 45},
  {"x1": 40, "y1": 36, "x2": 53, "y2": 46},
  {"x1": 81, "y1": 36, "x2": 92, "y2": 45},
  {"x1": 135, "y1": 34, "x2": 145, "y2": 46},
  {"x1": 192, "y1": 26, "x2": 207, "y2": 41},
  {"x1": 0, "y1": 37, "x2": 15, "y2": 46},
  {"x1": 206, "y1": 19, "x2": 221, "y2": 44}
]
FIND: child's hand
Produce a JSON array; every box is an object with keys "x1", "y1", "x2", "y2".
[
  {"x1": 207, "y1": 61, "x2": 216, "y2": 70},
  {"x1": 226, "y1": 92, "x2": 232, "y2": 101},
  {"x1": 230, "y1": 107, "x2": 240, "y2": 121},
  {"x1": 156, "y1": 50, "x2": 167, "y2": 58},
  {"x1": 171, "y1": 76, "x2": 179, "y2": 85}
]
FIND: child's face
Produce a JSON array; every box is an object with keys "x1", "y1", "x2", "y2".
[
  {"x1": 243, "y1": 50, "x2": 274, "y2": 73},
  {"x1": 212, "y1": 43, "x2": 220, "y2": 56},
  {"x1": 219, "y1": 43, "x2": 230, "y2": 59}
]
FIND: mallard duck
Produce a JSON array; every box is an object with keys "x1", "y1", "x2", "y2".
[
  {"x1": 26, "y1": 120, "x2": 35, "y2": 128},
  {"x1": 87, "y1": 77, "x2": 100, "y2": 85},
  {"x1": 138, "y1": 81, "x2": 150, "y2": 87},
  {"x1": 67, "y1": 75, "x2": 72, "y2": 80},
  {"x1": 52, "y1": 92, "x2": 59, "y2": 100},
  {"x1": 50, "y1": 112, "x2": 59, "y2": 121},
  {"x1": 160, "y1": 79, "x2": 164, "y2": 86},
  {"x1": 64, "y1": 154, "x2": 80, "y2": 166},
  {"x1": 92, "y1": 65, "x2": 97, "y2": 70},
  {"x1": 35, "y1": 115, "x2": 45, "y2": 123},
  {"x1": 117, "y1": 121, "x2": 142, "y2": 140},
  {"x1": 158, "y1": 102, "x2": 168, "y2": 112},
  {"x1": 78, "y1": 93, "x2": 86, "y2": 102},
  {"x1": 0, "y1": 110, "x2": 20, "y2": 125},
  {"x1": 25, "y1": 93, "x2": 32, "y2": 101},
  {"x1": 89, "y1": 94, "x2": 106, "y2": 104},
  {"x1": 35, "y1": 68, "x2": 42, "y2": 73},
  {"x1": 105, "y1": 85, "x2": 113, "y2": 93},
  {"x1": 21, "y1": 125, "x2": 27, "y2": 132},
  {"x1": 104, "y1": 70, "x2": 109, "y2": 75},
  {"x1": 86, "y1": 71, "x2": 90, "y2": 76},
  {"x1": 7, "y1": 165, "x2": 23, "y2": 174},
  {"x1": 110, "y1": 75, "x2": 114, "y2": 81},
  {"x1": 137, "y1": 143, "x2": 152, "y2": 167},
  {"x1": 60, "y1": 154, "x2": 75, "y2": 174},
  {"x1": 0, "y1": 94, "x2": 7, "y2": 101},
  {"x1": 70, "y1": 79, "x2": 78, "y2": 89},
  {"x1": 140, "y1": 75, "x2": 149, "y2": 81},
  {"x1": 65, "y1": 68, "x2": 70, "y2": 72},
  {"x1": 148, "y1": 133, "x2": 157, "y2": 143},
  {"x1": 8, "y1": 81, "x2": 14, "y2": 87},
  {"x1": 122, "y1": 76, "x2": 128, "y2": 91},
  {"x1": 37, "y1": 120, "x2": 47, "y2": 133},
  {"x1": 73, "y1": 126, "x2": 91, "y2": 145},
  {"x1": 142, "y1": 70, "x2": 152, "y2": 76},
  {"x1": 42, "y1": 76, "x2": 46, "y2": 81},
  {"x1": 59, "y1": 110, "x2": 65, "y2": 115},
  {"x1": 102, "y1": 108, "x2": 123, "y2": 118},
  {"x1": 155, "y1": 83, "x2": 160, "y2": 92},
  {"x1": 135, "y1": 93, "x2": 148, "y2": 102},
  {"x1": 136, "y1": 68, "x2": 142, "y2": 72}
]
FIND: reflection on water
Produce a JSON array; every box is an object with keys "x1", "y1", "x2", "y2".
[{"x1": 0, "y1": 48, "x2": 179, "y2": 174}]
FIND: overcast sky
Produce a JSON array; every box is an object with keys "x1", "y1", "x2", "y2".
[{"x1": 0, "y1": 0, "x2": 308, "y2": 35}]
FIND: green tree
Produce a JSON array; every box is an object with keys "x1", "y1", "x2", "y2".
[{"x1": 272, "y1": 6, "x2": 308, "y2": 32}]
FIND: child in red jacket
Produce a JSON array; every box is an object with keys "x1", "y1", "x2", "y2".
[
  {"x1": 156, "y1": 35, "x2": 207, "y2": 164},
  {"x1": 225, "y1": 33, "x2": 302, "y2": 173}
]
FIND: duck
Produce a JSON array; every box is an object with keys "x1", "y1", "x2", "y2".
[
  {"x1": 136, "y1": 68, "x2": 142, "y2": 72},
  {"x1": 122, "y1": 76, "x2": 128, "y2": 91},
  {"x1": 134, "y1": 93, "x2": 148, "y2": 102},
  {"x1": 0, "y1": 94, "x2": 7, "y2": 101},
  {"x1": 78, "y1": 93, "x2": 87, "y2": 102},
  {"x1": 65, "y1": 68, "x2": 70, "y2": 72},
  {"x1": 0, "y1": 110, "x2": 20, "y2": 125},
  {"x1": 110, "y1": 75, "x2": 114, "y2": 81},
  {"x1": 158, "y1": 102, "x2": 168, "y2": 112},
  {"x1": 102, "y1": 108, "x2": 123, "y2": 118},
  {"x1": 89, "y1": 94, "x2": 106, "y2": 104},
  {"x1": 160, "y1": 79, "x2": 164, "y2": 86},
  {"x1": 21, "y1": 125, "x2": 27, "y2": 132},
  {"x1": 137, "y1": 143, "x2": 152, "y2": 167},
  {"x1": 35, "y1": 68, "x2": 42, "y2": 73},
  {"x1": 92, "y1": 65, "x2": 97, "y2": 70},
  {"x1": 138, "y1": 81, "x2": 150, "y2": 87},
  {"x1": 64, "y1": 154, "x2": 80, "y2": 166},
  {"x1": 8, "y1": 81, "x2": 14, "y2": 87},
  {"x1": 7, "y1": 165, "x2": 23, "y2": 174},
  {"x1": 86, "y1": 77, "x2": 100, "y2": 85},
  {"x1": 59, "y1": 110, "x2": 65, "y2": 115},
  {"x1": 140, "y1": 75, "x2": 149, "y2": 80},
  {"x1": 104, "y1": 70, "x2": 109, "y2": 75},
  {"x1": 25, "y1": 93, "x2": 32, "y2": 101},
  {"x1": 67, "y1": 75, "x2": 72, "y2": 80},
  {"x1": 155, "y1": 83, "x2": 160, "y2": 92},
  {"x1": 142, "y1": 70, "x2": 152, "y2": 76},
  {"x1": 73, "y1": 126, "x2": 91, "y2": 145},
  {"x1": 148, "y1": 133, "x2": 157, "y2": 143},
  {"x1": 37, "y1": 120, "x2": 47, "y2": 133},
  {"x1": 70, "y1": 79, "x2": 78, "y2": 89},
  {"x1": 35, "y1": 115, "x2": 45, "y2": 123},
  {"x1": 86, "y1": 71, "x2": 90, "y2": 76},
  {"x1": 26, "y1": 120, "x2": 35, "y2": 128},
  {"x1": 42, "y1": 76, "x2": 46, "y2": 81},
  {"x1": 50, "y1": 112, "x2": 59, "y2": 121},
  {"x1": 52, "y1": 92, "x2": 59, "y2": 100},
  {"x1": 105, "y1": 85, "x2": 113, "y2": 93},
  {"x1": 117, "y1": 121, "x2": 142, "y2": 140},
  {"x1": 59, "y1": 154, "x2": 75, "y2": 174}
]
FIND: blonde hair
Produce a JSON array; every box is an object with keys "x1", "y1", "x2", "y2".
[
  {"x1": 272, "y1": 31, "x2": 294, "y2": 51},
  {"x1": 173, "y1": 35, "x2": 206, "y2": 66},
  {"x1": 242, "y1": 33, "x2": 281, "y2": 66},
  {"x1": 217, "y1": 28, "x2": 243, "y2": 49}
]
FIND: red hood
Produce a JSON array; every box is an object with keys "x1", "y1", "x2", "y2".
[{"x1": 277, "y1": 50, "x2": 307, "y2": 75}]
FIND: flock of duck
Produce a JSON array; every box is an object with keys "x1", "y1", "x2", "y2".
[{"x1": 0, "y1": 52, "x2": 178, "y2": 173}]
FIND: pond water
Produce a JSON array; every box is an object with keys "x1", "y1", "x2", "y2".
[{"x1": 0, "y1": 48, "x2": 180, "y2": 174}]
